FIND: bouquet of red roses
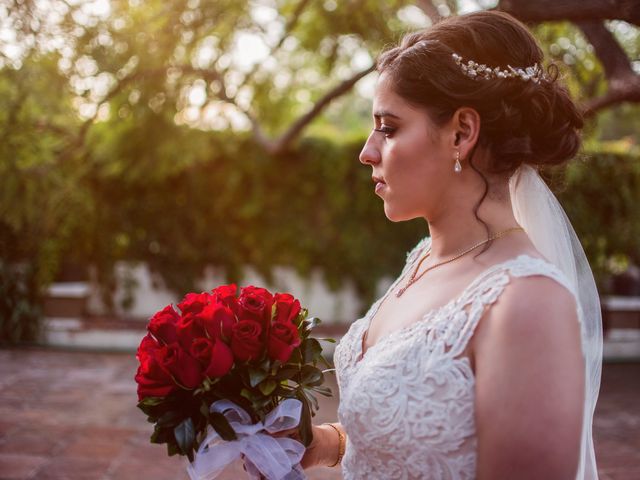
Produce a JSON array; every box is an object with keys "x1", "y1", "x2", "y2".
[{"x1": 134, "y1": 284, "x2": 333, "y2": 480}]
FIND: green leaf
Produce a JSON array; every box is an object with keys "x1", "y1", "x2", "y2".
[
  {"x1": 209, "y1": 412, "x2": 238, "y2": 441},
  {"x1": 151, "y1": 424, "x2": 174, "y2": 445},
  {"x1": 296, "y1": 391, "x2": 313, "y2": 448},
  {"x1": 302, "y1": 316, "x2": 321, "y2": 332},
  {"x1": 240, "y1": 388, "x2": 253, "y2": 401},
  {"x1": 259, "y1": 357, "x2": 271, "y2": 371},
  {"x1": 289, "y1": 347, "x2": 303, "y2": 364},
  {"x1": 200, "y1": 402, "x2": 210, "y2": 419},
  {"x1": 312, "y1": 385, "x2": 333, "y2": 397},
  {"x1": 157, "y1": 410, "x2": 183, "y2": 429},
  {"x1": 174, "y1": 417, "x2": 195, "y2": 456},
  {"x1": 299, "y1": 365, "x2": 323, "y2": 387},
  {"x1": 318, "y1": 337, "x2": 336, "y2": 343},
  {"x1": 274, "y1": 365, "x2": 300, "y2": 380},
  {"x1": 305, "y1": 390, "x2": 319, "y2": 412},
  {"x1": 302, "y1": 338, "x2": 322, "y2": 364},
  {"x1": 137, "y1": 396, "x2": 166, "y2": 416},
  {"x1": 139, "y1": 396, "x2": 165, "y2": 407},
  {"x1": 269, "y1": 359, "x2": 282, "y2": 375},
  {"x1": 258, "y1": 378, "x2": 277, "y2": 396},
  {"x1": 167, "y1": 442, "x2": 180, "y2": 457},
  {"x1": 248, "y1": 367, "x2": 268, "y2": 388},
  {"x1": 318, "y1": 354, "x2": 332, "y2": 368},
  {"x1": 253, "y1": 394, "x2": 273, "y2": 410}
]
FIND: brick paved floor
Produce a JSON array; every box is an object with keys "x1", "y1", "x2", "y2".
[{"x1": 0, "y1": 347, "x2": 637, "y2": 480}]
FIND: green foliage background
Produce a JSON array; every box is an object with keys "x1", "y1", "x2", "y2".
[{"x1": 1, "y1": 0, "x2": 639, "y2": 342}]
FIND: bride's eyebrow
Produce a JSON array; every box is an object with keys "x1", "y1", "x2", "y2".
[{"x1": 373, "y1": 110, "x2": 401, "y2": 120}]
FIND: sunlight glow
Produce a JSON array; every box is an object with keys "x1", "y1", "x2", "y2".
[
  {"x1": 396, "y1": 6, "x2": 431, "y2": 28},
  {"x1": 188, "y1": 81, "x2": 207, "y2": 107},
  {"x1": 232, "y1": 31, "x2": 271, "y2": 72}
]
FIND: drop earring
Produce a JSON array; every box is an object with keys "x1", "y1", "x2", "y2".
[{"x1": 454, "y1": 150, "x2": 462, "y2": 173}]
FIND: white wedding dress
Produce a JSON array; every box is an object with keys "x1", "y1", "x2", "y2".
[{"x1": 333, "y1": 235, "x2": 581, "y2": 479}]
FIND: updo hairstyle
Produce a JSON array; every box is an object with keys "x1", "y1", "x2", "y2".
[{"x1": 376, "y1": 10, "x2": 584, "y2": 178}]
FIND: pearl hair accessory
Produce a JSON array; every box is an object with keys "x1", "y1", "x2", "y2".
[{"x1": 451, "y1": 52, "x2": 549, "y2": 84}]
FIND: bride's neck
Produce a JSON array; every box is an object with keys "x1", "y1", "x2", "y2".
[{"x1": 425, "y1": 197, "x2": 521, "y2": 262}]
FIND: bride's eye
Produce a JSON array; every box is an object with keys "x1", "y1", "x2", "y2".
[{"x1": 373, "y1": 125, "x2": 396, "y2": 138}]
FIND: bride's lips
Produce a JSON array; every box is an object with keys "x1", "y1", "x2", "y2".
[{"x1": 372, "y1": 175, "x2": 386, "y2": 194}]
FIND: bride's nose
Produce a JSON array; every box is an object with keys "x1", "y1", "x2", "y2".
[{"x1": 359, "y1": 133, "x2": 381, "y2": 165}]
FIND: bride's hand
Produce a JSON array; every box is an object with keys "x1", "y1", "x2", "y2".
[{"x1": 271, "y1": 424, "x2": 335, "y2": 469}]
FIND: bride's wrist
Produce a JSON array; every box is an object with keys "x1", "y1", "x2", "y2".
[{"x1": 319, "y1": 423, "x2": 345, "y2": 467}]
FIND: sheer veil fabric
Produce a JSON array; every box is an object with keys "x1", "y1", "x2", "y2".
[{"x1": 508, "y1": 164, "x2": 603, "y2": 479}]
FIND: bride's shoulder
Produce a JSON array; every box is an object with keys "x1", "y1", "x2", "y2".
[
  {"x1": 469, "y1": 249, "x2": 582, "y2": 343},
  {"x1": 503, "y1": 253, "x2": 576, "y2": 295},
  {"x1": 475, "y1": 260, "x2": 582, "y2": 356}
]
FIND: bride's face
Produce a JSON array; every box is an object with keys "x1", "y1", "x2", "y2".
[{"x1": 359, "y1": 73, "x2": 457, "y2": 222}]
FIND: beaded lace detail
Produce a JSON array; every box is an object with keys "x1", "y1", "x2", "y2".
[{"x1": 333, "y1": 236, "x2": 577, "y2": 480}]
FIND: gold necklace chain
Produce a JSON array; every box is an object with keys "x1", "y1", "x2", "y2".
[{"x1": 395, "y1": 227, "x2": 525, "y2": 298}]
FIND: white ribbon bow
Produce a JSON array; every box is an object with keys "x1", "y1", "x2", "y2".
[{"x1": 187, "y1": 398, "x2": 307, "y2": 480}]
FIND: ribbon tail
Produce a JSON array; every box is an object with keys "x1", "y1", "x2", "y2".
[
  {"x1": 243, "y1": 456, "x2": 265, "y2": 480},
  {"x1": 274, "y1": 437, "x2": 305, "y2": 467},
  {"x1": 187, "y1": 439, "x2": 242, "y2": 480},
  {"x1": 242, "y1": 434, "x2": 294, "y2": 479},
  {"x1": 263, "y1": 399, "x2": 303, "y2": 434},
  {"x1": 281, "y1": 463, "x2": 307, "y2": 480},
  {"x1": 243, "y1": 458, "x2": 306, "y2": 480}
]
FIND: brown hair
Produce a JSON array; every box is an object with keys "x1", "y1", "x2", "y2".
[{"x1": 376, "y1": 10, "x2": 584, "y2": 177}]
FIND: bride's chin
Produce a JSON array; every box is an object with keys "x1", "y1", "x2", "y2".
[{"x1": 383, "y1": 206, "x2": 409, "y2": 223}]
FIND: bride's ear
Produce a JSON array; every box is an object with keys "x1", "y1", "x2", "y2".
[{"x1": 451, "y1": 107, "x2": 480, "y2": 159}]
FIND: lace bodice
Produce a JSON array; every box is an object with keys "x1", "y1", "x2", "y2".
[{"x1": 333, "y1": 236, "x2": 578, "y2": 480}]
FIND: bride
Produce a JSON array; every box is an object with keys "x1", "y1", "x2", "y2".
[{"x1": 280, "y1": 10, "x2": 602, "y2": 480}]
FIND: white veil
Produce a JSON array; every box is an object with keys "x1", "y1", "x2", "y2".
[{"x1": 509, "y1": 164, "x2": 603, "y2": 480}]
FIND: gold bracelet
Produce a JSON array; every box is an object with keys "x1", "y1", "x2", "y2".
[{"x1": 322, "y1": 423, "x2": 345, "y2": 467}]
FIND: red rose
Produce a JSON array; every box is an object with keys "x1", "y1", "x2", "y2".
[
  {"x1": 199, "y1": 301, "x2": 236, "y2": 342},
  {"x1": 177, "y1": 291, "x2": 211, "y2": 315},
  {"x1": 191, "y1": 337, "x2": 234, "y2": 378},
  {"x1": 238, "y1": 286, "x2": 274, "y2": 333},
  {"x1": 148, "y1": 304, "x2": 180, "y2": 345},
  {"x1": 157, "y1": 343, "x2": 203, "y2": 389},
  {"x1": 267, "y1": 321, "x2": 301, "y2": 363},
  {"x1": 135, "y1": 334, "x2": 177, "y2": 400},
  {"x1": 176, "y1": 313, "x2": 206, "y2": 351},
  {"x1": 273, "y1": 293, "x2": 302, "y2": 325},
  {"x1": 211, "y1": 284, "x2": 239, "y2": 315},
  {"x1": 138, "y1": 332, "x2": 160, "y2": 357},
  {"x1": 230, "y1": 320, "x2": 264, "y2": 362}
]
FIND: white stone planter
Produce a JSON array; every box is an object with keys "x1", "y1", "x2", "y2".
[{"x1": 43, "y1": 282, "x2": 91, "y2": 318}]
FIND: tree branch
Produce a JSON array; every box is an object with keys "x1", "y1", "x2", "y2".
[
  {"x1": 497, "y1": 0, "x2": 640, "y2": 117},
  {"x1": 498, "y1": 0, "x2": 640, "y2": 26},
  {"x1": 582, "y1": 83, "x2": 640, "y2": 116},
  {"x1": 269, "y1": 64, "x2": 376, "y2": 155},
  {"x1": 415, "y1": 0, "x2": 443, "y2": 24},
  {"x1": 171, "y1": 66, "x2": 277, "y2": 151},
  {"x1": 239, "y1": 0, "x2": 312, "y2": 90},
  {"x1": 571, "y1": 21, "x2": 640, "y2": 117},
  {"x1": 575, "y1": 21, "x2": 636, "y2": 83}
]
